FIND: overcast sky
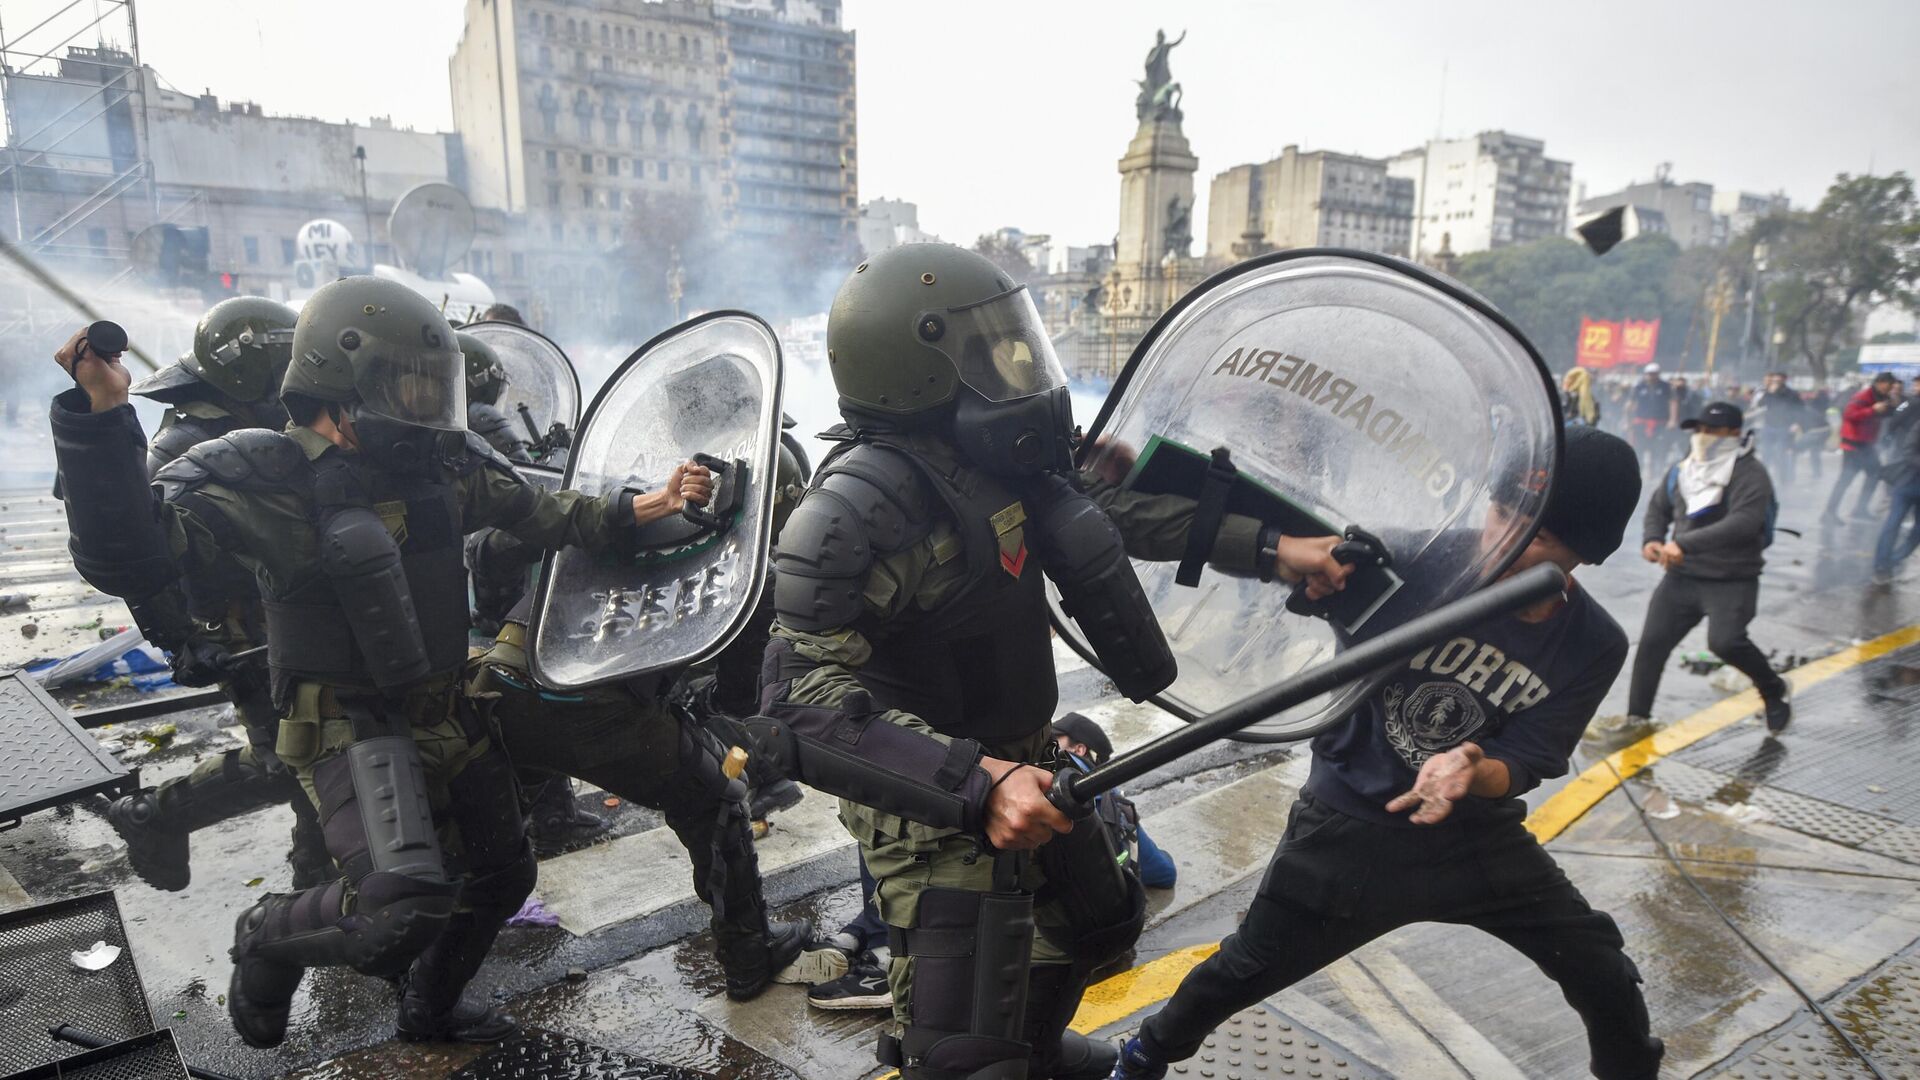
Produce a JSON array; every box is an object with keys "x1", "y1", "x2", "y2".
[{"x1": 11, "y1": 0, "x2": 1916, "y2": 246}]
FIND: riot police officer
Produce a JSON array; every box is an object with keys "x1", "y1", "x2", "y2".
[
  {"x1": 459, "y1": 330, "x2": 532, "y2": 462},
  {"x1": 103, "y1": 297, "x2": 330, "y2": 893},
  {"x1": 755, "y1": 244, "x2": 1349, "y2": 1079},
  {"x1": 50, "y1": 276, "x2": 715, "y2": 1048}
]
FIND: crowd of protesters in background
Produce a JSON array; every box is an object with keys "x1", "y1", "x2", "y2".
[{"x1": 1582, "y1": 364, "x2": 1920, "y2": 587}]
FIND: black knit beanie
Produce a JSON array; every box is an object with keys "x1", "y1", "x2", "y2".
[{"x1": 1539, "y1": 425, "x2": 1641, "y2": 564}]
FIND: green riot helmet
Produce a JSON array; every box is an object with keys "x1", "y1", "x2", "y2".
[
  {"x1": 457, "y1": 331, "x2": 510, "y2": 406},
  {"x1": 184, "y1": 296, "x2": 298, "y2": 403},
  {"x1": 825, "y1": 242, "x2": 1074, "y2": 476},
  {"x1": 283, "y1": 276, "x2": 466, "y2": 474}
]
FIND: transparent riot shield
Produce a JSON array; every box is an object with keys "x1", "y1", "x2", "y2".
[
  {"x1": 1061, "y1": 250, "x2": 1561, "y2": 741},
  {"x1": 462, "y1": 321, "x2": 582, "y2": 451},
  {"x1": 528, "y1": 312, "x2": 784, "y2": 690}
]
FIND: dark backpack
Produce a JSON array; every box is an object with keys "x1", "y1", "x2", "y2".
[{"x1": 1667, "y1": 463, "x2": 1780, "y2": 549}]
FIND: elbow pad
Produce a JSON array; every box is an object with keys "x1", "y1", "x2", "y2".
[
  {"x1": 749, "y1": 642, "x2": 991, "y2": 833},
  {"x1": 124, "y1": 589, "x2": 196, "y2": 656},
  {"x1": 1024, "y1": 474, "x2": 1177, "y2": 702},
  {"x1": 50, "y1": 389, "x2": 176, "y2": 601},
  {"x1": 319, "y1": 505, "x2": 433, "y2": 690}
]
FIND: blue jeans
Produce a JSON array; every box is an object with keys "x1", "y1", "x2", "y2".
[{"x1": 1873, "y1": 478, "x2": 1920, "y2": 574}]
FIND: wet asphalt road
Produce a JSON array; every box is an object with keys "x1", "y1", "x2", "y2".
[{"x1": 5, "y1": 424, "x2": 1920, "y2": 1078}]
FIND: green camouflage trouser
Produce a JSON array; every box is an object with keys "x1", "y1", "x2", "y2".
[{"x1": 840, "y1": 727, "x2": 1072, "y2": 1031}]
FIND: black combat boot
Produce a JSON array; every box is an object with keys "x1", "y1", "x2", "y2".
[
  {"x1": 394, "y1": 911, "x2": 518, "y2": 1043},
  {"x1": 718, "y1": 917, "x2": 819, "y2": 1001},
  {"x1": 1024, "y1": 963, "x2": 1117, "y2": 1080},
  {"x1": 748, "y1": 777, "x2": 805, "y2": 823},
  {"x1": 227, "y1": 895, "x2": 312, "y2": 1049},
  {"x1": 105, "y1": 790, "x2": 191, "y2": 891},
  {"x1": 523, "y1": 775, "x2": 609, "y2": 854}
]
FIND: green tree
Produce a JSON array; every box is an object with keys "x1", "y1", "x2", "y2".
[
  {"x1": 1759, "y1": 173, "x2": 1920, "y2": 378},
  {"x1": 1455, "y1": 235, "x2": 1688, "y2": 371},
  {"x1": 972, "y1": 233, "x2": 1036, "y2": 284}
]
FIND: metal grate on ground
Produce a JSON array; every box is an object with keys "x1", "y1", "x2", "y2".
[
  {"x1": 0, "y1": 669, "x2": 134, "y2": 830},
  {"x1": 1707, "y1": 953, "x2": 1920, "y2": 1079},
  {"x1": 450, "y1": 1029, "x2": 713, "y2": 1080},
  {"x1": 0, "y1": 893, "x2": 154, "y2": 1075},
  {"x1": 1165, "y1": 1004, "x2": 1386, "y2": 1080},
  {"x1": 0, "y1": 1029, "x2": 188, "y2": 1080}
]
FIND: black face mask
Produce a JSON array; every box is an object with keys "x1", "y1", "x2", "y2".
[
  {"x1": 952, "y1": 384, "x2": 1076, "y2": 478},
  {"x1": 345, "y1": 403, "x2": 463, "y2": 479}
]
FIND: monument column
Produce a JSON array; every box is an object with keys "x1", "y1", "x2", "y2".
[{"x1": 1094, "y1": 29, "x2": 1204, "y2": 376}]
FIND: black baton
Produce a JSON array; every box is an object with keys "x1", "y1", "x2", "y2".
[{"x1": 1047, "y1": 562, "x2": 1568, "y2": 818}]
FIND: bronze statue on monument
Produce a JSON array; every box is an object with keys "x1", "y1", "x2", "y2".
[
  {"x1": 1136, "y1": 29, "x2": 1186, "y2": 122},
  {"x1": 1163, "y1": 196, "x2": 1193, "y2": 256}
]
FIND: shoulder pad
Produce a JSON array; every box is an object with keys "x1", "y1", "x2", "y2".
[
  {"x1": 149, "y1": 415, "x2": 227, "y2": 471},
  {"x1": 467, "y1": 403, "x2": 526, "y2": 454},
  {"x1": 813, "y1": 443, "x2": 936, "y2": 555},
  {"x1": 450, "y1": 430, "x2": 520, "y2": 478},
  {"x1": 773, "y1": 443, "x2": 935, "y2": 632},
  {"x1": 158, "y1": 429, "x2": 308, "y2": 497}
]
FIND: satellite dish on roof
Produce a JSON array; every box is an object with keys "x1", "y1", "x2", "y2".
[{"x1": 388, "y1": 182, "x2": 475, "y2": 278}]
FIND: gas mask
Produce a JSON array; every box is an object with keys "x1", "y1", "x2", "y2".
[
  {"x1": 953, "y1": 383, "x2": 1077, "y2": 478},
  {"x1": 345, "y1": 402, "x2": 465, "y2": 479}
]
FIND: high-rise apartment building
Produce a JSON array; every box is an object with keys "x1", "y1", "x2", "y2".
[
  {"x1": 449, "y1": 0, "x2": 855, "y2": 330},
  {"x1": 1205, "y1": 146, "x2": 1413, "y2": 261},
  {"x1": 1388, "y1": 131, "x2": 1571, "y2": 260}
]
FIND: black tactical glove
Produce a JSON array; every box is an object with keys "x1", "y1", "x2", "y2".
[{"x1": 170, "y1": 638, "x2": 238, "y2": 688}]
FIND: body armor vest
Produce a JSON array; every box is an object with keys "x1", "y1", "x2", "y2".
[
  {"x1": 157, "y1": 431, "x2": 471, "y2": 696},
  {"x1": 821, "y1": 433, "x2": 1058, "y2": 746},
  {"x1": 265, "y1": 467, "x2": 470, "y2": 692}
]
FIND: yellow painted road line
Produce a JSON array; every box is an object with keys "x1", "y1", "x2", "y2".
[
  {"x1": 1525, "y1": 622, "x2": 1920, "y2": 843},
  {"x1": 1070, "y1": 943, "x2": 1221, "y2": 1032}
]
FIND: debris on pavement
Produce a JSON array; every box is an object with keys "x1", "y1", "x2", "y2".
[{"x1": 70, "y1": 941, "x2": 122, "y2": 970}]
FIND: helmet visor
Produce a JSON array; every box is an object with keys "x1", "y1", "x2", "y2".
[
  {"x1": 357, "y1": 342, "x2": 467, "y2": 431},
  {"x1": 931, "y1": 286, "x2": 1067, "y2": 402}
]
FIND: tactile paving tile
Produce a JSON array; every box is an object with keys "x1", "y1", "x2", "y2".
[
  {"x1": 1743, "y1": 786, "x2": 1900, "y2": 848},
  {"x1": 1167, "y1": 1004, "x2": 1385, "y2": 1080},
  {"x1": 1862, "y1": 824, "x2": 1920, "y2": 866},
  {"x1": 450, "y1": 1028, "x2": 712, "y2": 1080},
  {"x1": 1643, "y1": 760, "x2": 1899, "y2": 849},
  {"x1": 1707, "y1": 956, "x2": 1920, "y2": 1079}
]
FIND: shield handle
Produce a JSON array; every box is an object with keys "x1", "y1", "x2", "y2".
[
  {"x1": 681, "y1": 453, "x2": 750, "y2": 533},
  {"x1": 1284, "y1": 525, "x2": 1393, "y2": 619}
]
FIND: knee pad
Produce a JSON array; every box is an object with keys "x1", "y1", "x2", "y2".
[
  {"x1": 347, "y1": 870, "x2": 459, "y2": 977},
  {"x1": 883, "y1": 885, "x2": 1034, "y2": 1079}
]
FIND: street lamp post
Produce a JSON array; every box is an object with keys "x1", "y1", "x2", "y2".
[
  {"x1": 354, "y1": 145, "x2": 372, "y2": 272},
  {"x1": 1738, "y1": 242, "x2": 1768, "y2": 377}
]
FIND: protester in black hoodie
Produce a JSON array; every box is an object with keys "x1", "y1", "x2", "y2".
[
  {"x1": 1627, "y1": 401, "x2": 1791, "y2": 733},
  {"x1": 1110, "y1": 426, "x2": 1663, "y2": 1080}
]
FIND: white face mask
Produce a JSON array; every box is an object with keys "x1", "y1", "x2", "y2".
[{"x1": 1690, "y1": 433, "x2": 1735, "y2": 460}]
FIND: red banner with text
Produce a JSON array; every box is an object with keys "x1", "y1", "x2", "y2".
[
  {"x1": 1577, "y1": 318, "x2": 1621, "y2": 368},
  {"x1": 1620, "y1": 319, "x2": 1660, "y2": 365}
]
